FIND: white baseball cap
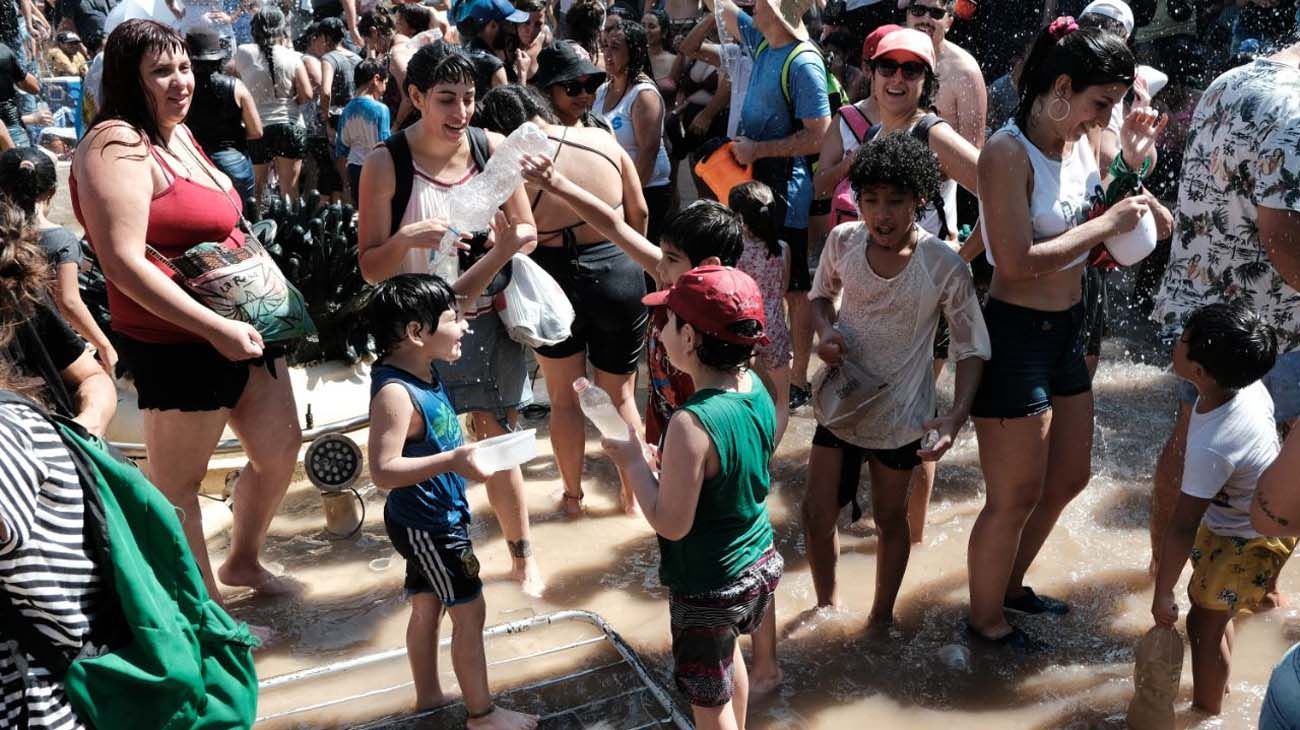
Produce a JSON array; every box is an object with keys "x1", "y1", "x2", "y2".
[{"x1": 1081, "y1": 0, "x2": 1134, "y2": 39}]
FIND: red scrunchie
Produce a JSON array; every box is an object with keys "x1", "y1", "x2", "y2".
[{"x1": 1048, "y1": 15, "x2": 1079, "y2": 40}]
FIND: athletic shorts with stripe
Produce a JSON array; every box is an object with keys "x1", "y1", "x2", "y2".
[
  {"x1": 669, "y1": 548, "x2": 784, "y2": 707},
  {"x1": 385, "y1": 518, "x2": 483, "y2": 606}
]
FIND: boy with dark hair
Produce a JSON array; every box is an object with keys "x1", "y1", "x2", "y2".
[
  {"x1": 366, "y1": 273, "x2": 537, "y2": 730},
  {"x1": 336, "y1": 57, "x2": 391, "y2": 198},
  {"x1": 520, "y1": 152, "x2": 785, "y2": 694},
  {"x1": 601, "y1": 265, "x2": 783, "y2": 730},
  {"x1": 1152, "y1": 301, "x2": 1296, "y2": 715},
  {"x1": 804, "y1": 133, "x2": 989, "y2": 626}
]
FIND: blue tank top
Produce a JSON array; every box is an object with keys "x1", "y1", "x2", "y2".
[{"x1": 371, "y1": 363, "x2": 471, "y2": 530}]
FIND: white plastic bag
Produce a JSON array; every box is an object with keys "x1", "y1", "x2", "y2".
[
  {"x1": 811, "y1": 355, "x2": 890, "y2": 444},
  {"x1": 498, "y1": 253, "x2": 575, "y2": 348}
]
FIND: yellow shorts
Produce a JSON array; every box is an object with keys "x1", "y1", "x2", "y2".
[{"x1": 1188, "y1": 524, "x2": 1297, "y2": 614}]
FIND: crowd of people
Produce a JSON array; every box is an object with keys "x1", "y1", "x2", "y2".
[{"x1": 1, "y1": 0, "x2": 1300, "y2": 728}]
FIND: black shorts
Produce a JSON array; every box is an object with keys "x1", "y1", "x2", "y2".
[
  {"x1": 307, "y1": 134, "x2": 345, "y2": 194},
  {"x1": 812, "y1": 424, "x2": 924, "y2": 473},
  {"x1": 970, "y1": 297, "x2": 1091, "y2": 420},
  {"x1": 385, "y1": 517, "x2": 483, "y2": 606},
  {"x1": 248, "y1": 122, "x2": 308, "y2": 164},
  {"x1": 783, "y1": 226, "x2": 810, "y2": 293},
  {"x1": 117, "y1": 335, "x2": 285, "y2": 412},
  {"x1": 1083, "y1": 265, "x2": 1108, "y2": 358},
  {"x1": 530, "y1": 241, "x2": 649, "y2": 374}
]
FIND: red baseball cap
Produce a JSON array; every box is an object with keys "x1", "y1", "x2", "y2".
[
  {"x1": 862, "y1": 24, "x2": 903, "y2": 64},
  {"x1": 642, "y1": 266, "x2": 769, "y2": 346},
  {"x1": 872, "y1": 28, "x2": 936, "y2": 69}
]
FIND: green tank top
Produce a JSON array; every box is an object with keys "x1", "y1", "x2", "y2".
[{"x1": 658, "y1": 374, "x2": 776, "y2": 595}]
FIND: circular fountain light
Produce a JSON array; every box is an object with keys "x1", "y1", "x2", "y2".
[{"x1": 305, "y1": 433, "x2": 364, "y2": 493}]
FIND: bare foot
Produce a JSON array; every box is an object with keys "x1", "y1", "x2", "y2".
[
  {"x1": 218, "y1": 562, "x2": 302, "y2": 597},
  {"x1": 621, "y1": 486, "x2": 641, "y2": 518},
  {"x1": 511, "y1": 557, "x2": 546, "y2": 598},
  {"x1": 864, "y1": 614, "x2": 895, "y2": 641},
  {"x1": 415, "y1": 689, "x2": 461, "y2": 712},
  {"x1": 466, "y1": 705, "x2": 538, "y2": 730},
  {"x1": 560, "y1": 492, "x2": 583, "y2": 518},
  {"x1": 748, "y1": 667, "x2": 783, "y2": 699}
]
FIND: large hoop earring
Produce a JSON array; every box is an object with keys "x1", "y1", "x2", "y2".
[{"x1": 1048, "y1": 95, "x2": 1071, "y2": 123}]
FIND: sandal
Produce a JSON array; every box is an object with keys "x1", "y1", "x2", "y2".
[{"x1": 965, "y1": 622, "x2": 1048, "y2": 653}]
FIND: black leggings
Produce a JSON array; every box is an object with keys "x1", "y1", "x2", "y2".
[{"x1": 644, "y1": 184, "x2": 673, "y2": 247}]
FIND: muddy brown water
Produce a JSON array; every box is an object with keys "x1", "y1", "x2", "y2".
[
  {"x1": 49, "y1": 172, "x2": 1297, "y2": 728},
  {"x1": 230, "y1": 351, "x2": 1299, "y2": 730}
]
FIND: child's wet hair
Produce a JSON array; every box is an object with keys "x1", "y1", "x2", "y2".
[
  {"x1": 367, "y1": 273, "x2": 458, "y2": 357},
  {"x1": 661, "y1": 200, "x2": 743, "y2": 267},
  {"x1": 1182, "y1": 301, "x2": 1278, "y2": 391},
  {"x1": 848, "y1": 132, "x2": 941, "y2": 216},
  {"x1": 728, "y1": 181, "x2": 782, "y2": 259}
]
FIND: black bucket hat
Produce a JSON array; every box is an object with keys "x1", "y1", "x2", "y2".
[
  {"x1": 531, "y1": 41, "x2": 606, "y2": 90},
  {"x1": 186, "y1": 25, "x2": 228, "y2": 61}
]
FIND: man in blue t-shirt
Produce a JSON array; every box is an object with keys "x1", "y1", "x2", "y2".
[{"x1": 705, "y1": 0, "x2": 830, "y2": 406}]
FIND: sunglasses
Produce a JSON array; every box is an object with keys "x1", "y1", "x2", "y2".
[
  {"x1": 560, "y1": 77, "x2": 602, "y2": 96},
  {"x1": 872, "y1": 58, "x2": 927, "y2": 81},
  {"x1": 907, "y1": 3, "x2": 949, "y2": 20}
]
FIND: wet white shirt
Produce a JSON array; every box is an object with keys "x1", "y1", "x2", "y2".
[
  {"x1": 809, "y1": 222, "x2": 990, "y2": 449},
  {"x1": 1182, "y1": 381, "x2": 1279, "y2": 539}
]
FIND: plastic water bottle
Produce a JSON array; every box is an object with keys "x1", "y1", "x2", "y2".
[
  {"x1": 573, "y1": 378, "x2": 629, "y2": 440},
  {"x1": 432, "y1": 121, "x2": 555, "y2": 272}
]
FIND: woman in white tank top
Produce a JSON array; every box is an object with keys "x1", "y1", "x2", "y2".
[
  {"x1": 596, "y1": 19, "x2": 673, "y2": 242},
  {"x1": 965, "y1": 19, "x2": 1165, "y2": 649},
  {"x1": 355, "y1": 43, "x2": 547, "y2": 604}
]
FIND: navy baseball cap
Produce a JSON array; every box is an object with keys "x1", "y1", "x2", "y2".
[{"x1": 454, "y1": 0, "x2": 529, "y2": 24}]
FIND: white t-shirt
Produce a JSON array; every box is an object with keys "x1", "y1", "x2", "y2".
[
  {"x1": 233, "y1": 43, "x2": 305, "y2": 127},
  {"x1": 1181, "y1": 381, "x2": 1280, "y2": 538},
  {"x1": 809, "y1": 222, "x2": 990, "y2": 449}
]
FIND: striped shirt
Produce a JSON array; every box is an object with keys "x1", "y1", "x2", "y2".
[{"x1": 0, "y1": 403, "x2": 98, "y2": 730}]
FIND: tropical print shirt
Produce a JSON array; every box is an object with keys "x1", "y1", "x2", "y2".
[{"x1": 1153, "y1": 59, "x2": 1300, "y2": 351}]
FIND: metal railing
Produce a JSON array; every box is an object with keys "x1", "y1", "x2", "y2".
[{"x1": 256, "y1": 609, "x2": 693, "y2": 729}]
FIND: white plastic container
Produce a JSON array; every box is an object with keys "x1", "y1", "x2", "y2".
[
  {"x1": 471, "y1": 429, "x2": 539, "y2": 473},
  {"x1": 1105, "y1": 208, "x2": 1158, "y2": 266}
]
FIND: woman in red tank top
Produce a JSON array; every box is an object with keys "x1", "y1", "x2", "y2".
[{"x1": 72, "y1": 20, "x2": 301, "y2": 605}]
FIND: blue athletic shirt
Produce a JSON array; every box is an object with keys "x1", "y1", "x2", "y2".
[
  {"x1": 371, "y1": 363, "x2": 471, "y2": 531},
  {"x1": 336, "y1": 95, "x2": 392, "y2": 167},
  {"x1": 735, "y1": 11, "x2": 830, "y2": 230}
]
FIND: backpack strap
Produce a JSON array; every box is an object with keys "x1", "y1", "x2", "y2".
[
  {"x1": 385, "y1": 127, "x2": 492, "y2": 237},
  {"x1": 466, "y1": 126, "x2": 491, "y2": 172},
  {"x1": 384, "y1": 129, "x2": 414, "y2": 238},
  {"x1": 838, "y1": 104, "x2": 870, "y2": 144},
  {"x1": 778, "y1": 41, "x2": 823, "y2": 109},
  {"x1": 911, "y1": 114, "x2": 951, "y2": 239}
]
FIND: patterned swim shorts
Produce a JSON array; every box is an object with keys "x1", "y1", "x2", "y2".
[
  {"x1": 1189, "y1": 523, "x2": 1297, "y2": 614},
  {"x1": 668, "y1": 548, "x2": 784, "y2": 708}
]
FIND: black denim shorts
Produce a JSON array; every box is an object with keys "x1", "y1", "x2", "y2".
[
  {"x1": 248, "y1": 122, "x2": 308, "y2": 164},
  {"x1": 970, "y1": 297, "x2": 1091, "y2": 419}
]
